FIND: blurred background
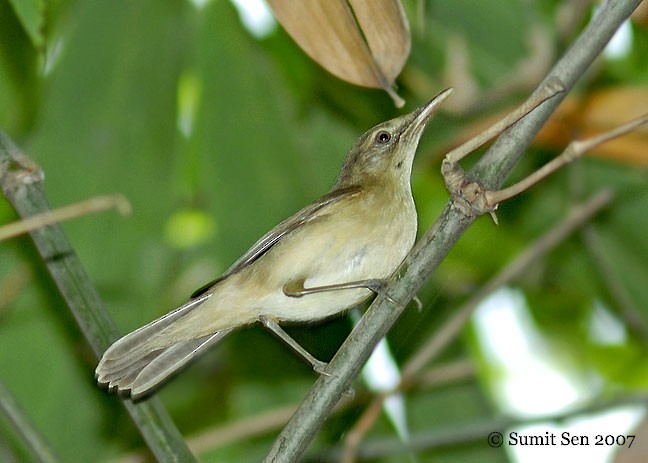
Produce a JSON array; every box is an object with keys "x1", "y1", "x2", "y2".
[{"x1": 1, "y1": 0, "x2": 648, "y2": 461}]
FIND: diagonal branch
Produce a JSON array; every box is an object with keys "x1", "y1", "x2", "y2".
[
  {"x1": 263, "y1": 0, "x2": 644, "y2": 461},
  {"x1": 0, "y1": 132, "x2": 196, "y2": 463}
]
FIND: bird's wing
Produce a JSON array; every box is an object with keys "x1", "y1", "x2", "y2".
[{"x1": 191, "y1": 185, "x2": 362, "y2": 298}]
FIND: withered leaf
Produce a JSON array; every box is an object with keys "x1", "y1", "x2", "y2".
[{"x1": 266, "y1": 0, "x2": 410, "y2": 107}]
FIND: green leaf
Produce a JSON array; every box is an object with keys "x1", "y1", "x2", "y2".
[{"x1": 8, "y1": 0, "x2": 44, "y2": 49}]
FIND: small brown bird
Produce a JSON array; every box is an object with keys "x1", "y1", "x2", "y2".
[{"x1": 96, "y1": 88, "x2": 453, "y2": 399}]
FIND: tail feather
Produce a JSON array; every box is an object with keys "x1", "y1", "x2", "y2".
[
  {"x1": 98, "y1": 349, "x2": 161, "y2": 385},
  {"x1": 100, "y1": 294, "x2": 211, "y2": 363},
  {"x1": 95, "y1": 293, "x2": 232, "y2": 398},
  {"x1": 129, "y1": 331, "x2": 232, "y2": 398}
]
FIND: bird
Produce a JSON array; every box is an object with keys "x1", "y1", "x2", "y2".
[{"x1": 96, "y1": 88, "x2": 453, "y2": 399}]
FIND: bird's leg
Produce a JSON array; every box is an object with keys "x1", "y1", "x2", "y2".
[
  {"x1": 259, "y1": 316, "x2": 331, "y2": 375},
  {"x1": 441, "y1": 78, "x2": 648, "y2": 221},
  {"x1": 283, "y1": 278, "x2": 400, "y2": 305}
]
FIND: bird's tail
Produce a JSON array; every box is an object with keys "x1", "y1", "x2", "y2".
[{"x1": 96, "y1": 294, "x2": 233, "y2": 399}]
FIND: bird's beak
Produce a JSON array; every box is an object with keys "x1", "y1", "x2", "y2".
[{"x1": 404, "y1": 88, "x2": 454, "y2": 140}]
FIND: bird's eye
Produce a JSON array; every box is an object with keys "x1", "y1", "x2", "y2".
[{"x1": 375, "y1": 131, "x2": 391, "y2": 144}]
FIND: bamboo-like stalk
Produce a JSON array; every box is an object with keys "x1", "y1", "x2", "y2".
[{"x1": 0, "y1": 133, "x2": 196, "y2": 463}]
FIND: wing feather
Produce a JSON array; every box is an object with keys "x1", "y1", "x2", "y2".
[{"x1": 192, "y1": 186, "x2": 362, "y2": 297}]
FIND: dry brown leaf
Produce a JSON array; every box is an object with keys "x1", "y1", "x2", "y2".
[
  {"x1": 580, "y1": 86, "x2": 648, "y2": 132},
  {"x1": 347, "y1": 0, "x2": 410, "y2": 82},
  {"x1": 266, "y1": 0, "x2": 410, "y2": 106},
  {"x1": 525, "y1": 88, "x2": 648, "y2": 166},
  {"x1": 437, "y1": 86, "x2": 648, "y2": 167},
  {"x1": 575, "y1": 86, "x2": 648, "y2": 165},
  {"x1": 632, "y1": 0, "x2": 648, "y2": 28}
]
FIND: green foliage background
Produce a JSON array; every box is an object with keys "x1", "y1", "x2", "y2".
[{"x1": 1, "y1": 0, "x2": 647, "y2": 461}]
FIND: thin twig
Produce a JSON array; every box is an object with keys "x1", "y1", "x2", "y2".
[
  {"x1": 444, "y1": 77, "x2": 564, "y2": 165},
  {"x1": 486, "y1": 114, "x2": 648, "y2": 206},
  {"x1": 341, "y1": 396, "x2": 384, "y2": 463},
  {"x1": 0, "y1": 194, "x2": 131, "y2": 242},
  {"x1": 414, "y1": 359, "x2": 475, "y2": 390},
  {"x1": 582, "y1": 226, "x2": 648, "y2": 341},
  {"x1": 191, "y1": 406, "x2": 297, "y2": 455}
]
